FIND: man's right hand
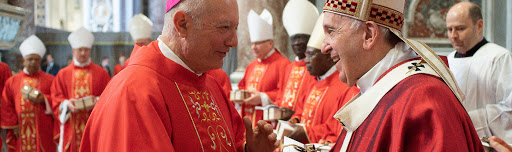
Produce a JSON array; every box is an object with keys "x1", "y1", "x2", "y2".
[{"x1": 244, "y1": 116, "x2": 279, "y2": 152}]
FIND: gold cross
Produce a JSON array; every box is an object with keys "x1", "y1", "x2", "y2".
[{"x1": 76, "y1": 86, "x2": 89, "y2": 96}]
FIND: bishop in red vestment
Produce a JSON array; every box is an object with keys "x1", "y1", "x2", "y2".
[
  {"x1": 322, "y1": 0, "x2": 484, "y2": 150},
  {"x1": 277, "y1": 0, "x2": 319, "y2": 113},
  {"x1": 238, "y1": 49, "x2": 290, "y2": 123},
  {"x1": 51, "y1": 27, "x2": 111, "y2": 152},
  {"x1": 288, "y1": 37, "x2": 358, "y2": 144},
  {"x1": 81, "y1": 40, "x2": 246, "y2": 151},
  {"x1": 0, "y1": 61, "x2": 12, "y2": 150},
  {"x1": 206, "y1": 69, "x2": 232, "y2": 97},
  {"x1": 1, "y1": 35, "x2": 55, "y2": 152},
  {"x1": 80, "y1": 1, "x2": 279, "y2": 151}
]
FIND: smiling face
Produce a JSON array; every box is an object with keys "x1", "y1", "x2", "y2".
[
  {"x1": 305, "y1": 47, "x2": 334, "y2": 76},
  {"x1": 180, "y1": 0, "x2": 239, "y2": 73},
  {"x1": 321, "y1": 13, "x2": 367, "y2": 86},
  {"x1": 290, "y1": 34, "x2": 310, "y2": 60}
]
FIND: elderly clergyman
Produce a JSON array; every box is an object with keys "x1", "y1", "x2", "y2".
[
  {"x1": 79, "y1": 0, "x2": 279, "y2": 151},
  {"x1": 321, "y1": 0, "x2": 484, "y2": 151}
]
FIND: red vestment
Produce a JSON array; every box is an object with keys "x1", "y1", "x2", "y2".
[
  {"x1": 1, "y1": 71, "x2": 55, "y2": 152},
  {"x1": 113, "y1": 64, "x2": 123, "y2": 75},
  {"x1": 330, "y1": 60, "x2": 484, "y2": 152},
  {"x1": 123, "y1": 44, "x2": 143, "y2": 69},
  {"x1": 238, "y1": 50, "x2": 290, "y2": 124},
  {"x1": 291, "y1": 71, "x2": 358, "y2": 143},
  {"x1": 275, "y1": 60, "x2": 315, "y2": 111},
  {"x1": 80, "y1": 41, "x2": 245, "y2": 152},
  {"x1": 206, "y1": 69, "x2": 232, "y2": 97},
  {"x1": 51, "y1": 63, "x2": 110, "y2": 152},
  {"x1": 0, "y1": 62, "x2": 12, "y2": 149}
]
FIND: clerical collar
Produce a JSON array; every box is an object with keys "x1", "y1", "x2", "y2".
[
  {"x1": 318, "y1": 66, "x2": 337, "y2": 81},
  {"x1": 454, "y1": 38, "x2": 488, "y2": 58},
  {"x1": 356, "y1": 42, "x2": 419, "y2": 94},
  {"x1": 73, "y1": 58, "x2": 91, "y2": 67},
  {"x1": 295, "y1": 56, "x2": 303, "y2": 62},
  {"x1": 157, "y1": 38, "x2": 202, "y2": 76},
  {"x1": 257, "y1": 49, "x2": 276, "y2": 62}
]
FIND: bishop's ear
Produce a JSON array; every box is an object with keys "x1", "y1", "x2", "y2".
[
  {"x1": 362, "y1": 21, "x2": 379, "y2": 50},
  {"x1": 173, "y1": 10, "x2": 191, "y2": 38}
]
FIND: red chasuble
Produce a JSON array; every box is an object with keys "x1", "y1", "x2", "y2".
[
  {"x1": 80, "y1": 41, "x2": 245, "y2": 152},
  {"x1": 123, "y1": 44, "x2": 143, "y2": 69},
  {"x1": 206, "y1": 69, "x2": 232, "y2": 97},
  {"x1": 50, "y1": 62, "x2": 110, "y2": 152},
  {"x1": 1, "y1": 71, "x2": 55, "y2": 152},
  {"x1": 330, "y1": 60, "x2": 484, "y2": 152},
  {"x1": 291, "y1": 71, "x2": 358, "y2": 143},
  {"x1": 113, "y1": 64, "x2": 123, "y2": 75},
  {"x1": 0, "y1": 62, "x2": 12, "y2": 149},
  {"x1": 276, "y1": 60, "x2": 315, "y2": 111},
  {"x1": 238, "y1": 50, "x2": 290, "y2": 124}
]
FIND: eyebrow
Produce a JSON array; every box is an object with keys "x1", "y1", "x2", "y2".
[
  {"x1": 217, "y1": 20, "x2": 234, "y2": 25},
  {"x1": 323, "y1": 24, "x2": 336, "y2": 30}
]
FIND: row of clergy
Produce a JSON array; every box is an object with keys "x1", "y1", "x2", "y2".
[{"x1": 233, "y1": 0, "x2": 359, "y2": 145}]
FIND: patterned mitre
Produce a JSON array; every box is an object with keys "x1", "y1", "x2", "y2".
[
  {"x1": 323, "y1": 0, "x2": 405, "y2": 32},
  {"x1": 323, "y1": 0, "x2": 465, "y2": 101},
  {"x1": 282, "y1": 0, "x2": 319, "y2": 37},
  {"x1": 129, "y1": 14, "x2": 153, "y2": 40},
  {"x1": 247, "y1": 9, "x2": 274, "y2": 42},
  {"x1": 307, "y1": 13, "x2": 325, "y2": 50}
]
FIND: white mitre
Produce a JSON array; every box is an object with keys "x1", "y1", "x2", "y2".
[
  {"x1": 247, "y1": 9, "x2": 273, "y2": 42},
  {"x1": 283, "y1": 0, "x2": 319, "y2": 37},
  {"x1": 307, "y1": 13, "x2": 324, "y2": 50},
  {"x1": 68, "y1": 27, "x2": 94, "y2": 49},
  {"x1": 129, "y1": 14, "x2": 153, "y2": 40},
  {"x1": 20, "y1": 35, "x2": 46, "y2": 58}
]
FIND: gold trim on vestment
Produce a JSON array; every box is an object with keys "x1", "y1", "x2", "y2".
[{"x1": 175, "y1": 82, "x2": 205, "y2": 152}]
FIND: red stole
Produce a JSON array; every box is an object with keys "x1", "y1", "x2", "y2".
[{"x1": 278, "y1": 61, "x2": 315, "y2": 110}]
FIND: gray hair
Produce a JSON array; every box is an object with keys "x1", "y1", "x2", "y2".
[
  {"x1": 349, "y1": 19, "x2": 401, "y2": 45},
  {"x1": 163, "y1": 0, "x2": 206, "y2": 31}
]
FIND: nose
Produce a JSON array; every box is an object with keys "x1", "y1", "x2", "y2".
[
  {"x1": 448, "y1": 29, "x2": 458, "y2": 39},
  {"x1": 322, "y1": 43, "x2": 332, "y2": 54},
  {"x1": 226, "y1": 31, "x2": 238, "y2": 48},
  {"x1": 251, "y1": 43, "x2": 257, "y2": 51}
]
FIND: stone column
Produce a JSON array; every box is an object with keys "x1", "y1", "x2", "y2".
[
  {"x1": 231, "y1": 0, "x2": 290, "y2": 86},
  {"x1": 149, "y1": 0, "x2": 165, "y2": 32}
]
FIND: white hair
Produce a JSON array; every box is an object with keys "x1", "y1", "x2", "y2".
[{"x1": 348, "y1": 18, "x2": 400, "y2": 45}]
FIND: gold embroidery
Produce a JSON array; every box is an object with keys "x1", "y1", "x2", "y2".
[
  {"x1": 281, "y1": 66, "x2": 307, "y2": 109},
  {"x1": 71, "y1": 69, "x2": 91, "y2": 152},
  {"x1": 301, "y1": 86, "x2": 328, "y2": 128},
  {"x1": 247, "y1": 64, "x2": 267, "y2": 91},
  {"x1": 20, "y1": 77, "x2": 39, "y2": 152},
  {"x1": 177, "y1": 83, "x2": 236, "y2": 151}
]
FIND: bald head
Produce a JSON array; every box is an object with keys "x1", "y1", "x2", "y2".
[{"x1": 448, "y1": 2, "x2": 482, "y2": 24}]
